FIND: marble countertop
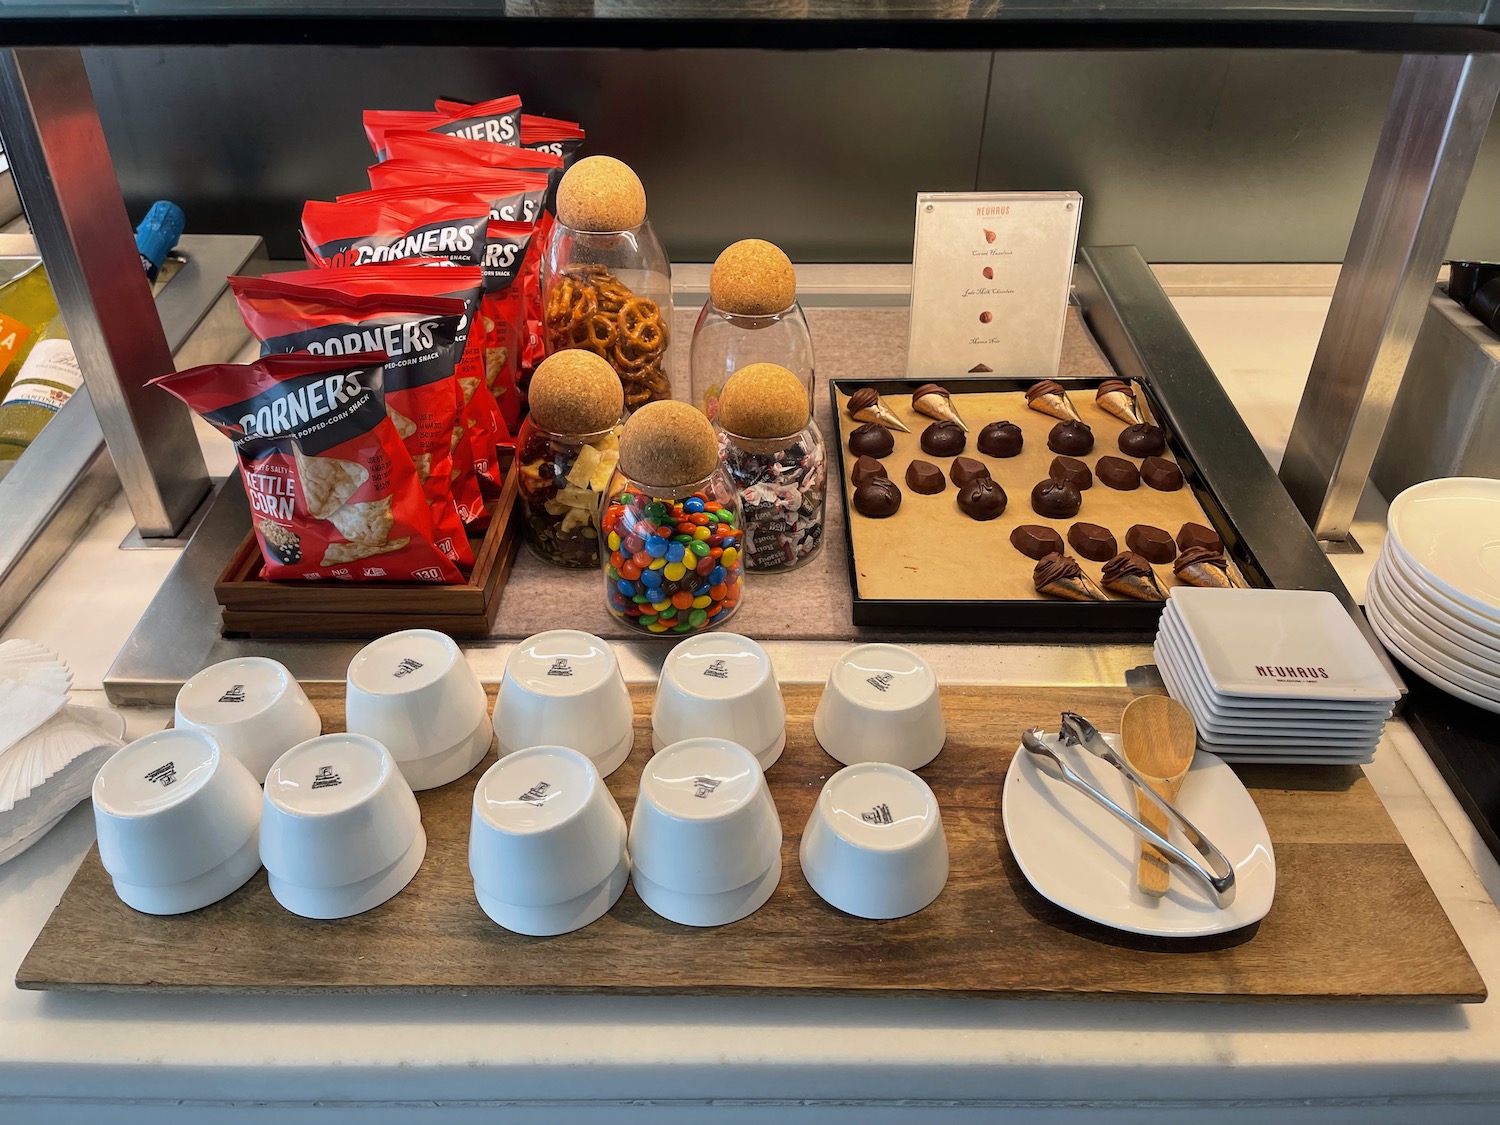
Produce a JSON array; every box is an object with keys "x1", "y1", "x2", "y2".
[{"x1": 4, "y1": 281, "x2": 1500, "y2": 1123}]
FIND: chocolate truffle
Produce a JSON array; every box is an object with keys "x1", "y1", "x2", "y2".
[
  {"x1": 1101, "y1": 551, "x2": 1166, "y2": 601},
  {"x1": 1118, "y1": 423, "x2": 1167, "y2": 458},
  {"x1": 905, "y1": 459, "x2": 946, "y2": 495},
  {"x1": 848, "y1": 422, "x2": 895, "y2": 459},
  {"x1": 912, "y1": 383, "x2": 966, "y2": 430},
  {"x1": 977, "y1": 420, "x2": 1023, "y2": 458},
  {"x1": 1141, "y1": 455, "x2": 1184, "y2": 492},
  {"x1": 1068, "y1": 522, "x2": 1118, "y2": 562},
  {"x1": 850, "y1": 455, "x2": 888, "y2": 489},
  {"x1": 1049, "y1": 456, "x2": 1093, "y2": 491},
  {"x1": 920, "y1": 420, "x2": 966, "y2": 457},
  {"x1": 1095, "y1": 455, "x2": 1141, "y2": 491},
  {"x1": 1125, "y1": 524, "x2": 1177, "y2": 565},
  {"x1": 1030, "y1": 479, "x2": 1082, "y2": 520},
  {"x1": 852, "y1": 477, "x2": 902, "y2": 518},
  {"x1": 1177, "y1": 521, "x2": 1223, "y2": 554},
  {"x1": 1047, "y1": 420, "x2": 1094, "y2": 456},
  {"x1": 949, "y1": 456, "x2": 990, "y2": 487},
  {"x1": 957, "y1": 478, "x2": 1007, "y2": 521},
  {"x1": 1010, "y1": 524, "x2": 1065, "y2": 560}
]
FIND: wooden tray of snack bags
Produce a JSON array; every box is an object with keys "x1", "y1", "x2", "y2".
[
  {"x1": 216, "y1": 450, "x2": 522, "y2": 638},
  {"x1": 830, "y1": 376, "x2": 1255, "y2": 630}
]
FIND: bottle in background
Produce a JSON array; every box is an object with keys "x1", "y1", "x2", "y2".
[
  {"x1": 0, "y1": 261, "x2": 59, "y2": 400},
  {"x1": 0, "y1": 320, "x2": 80, "y2": 472}
]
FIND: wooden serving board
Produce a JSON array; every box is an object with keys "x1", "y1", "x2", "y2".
[{"x1": 18, "y1": 684, "x2": 1484, "y2": 1002}]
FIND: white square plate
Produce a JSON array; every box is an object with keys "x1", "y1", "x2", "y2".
[{"x1": 1168, "y1": 588, "x2": 1402, "y2": 703}]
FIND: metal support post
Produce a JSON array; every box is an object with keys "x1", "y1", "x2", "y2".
[
  {"x1": 0, "y1": 47, "x2": 209, "y2": 537},
  {"x1": 1279, "y1": 52, "x2": 1500, "y2": 546}
]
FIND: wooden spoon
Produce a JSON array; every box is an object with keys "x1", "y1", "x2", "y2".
[{"x1": 1120, "y1": 695, "x2": 1198, "y2": 897}]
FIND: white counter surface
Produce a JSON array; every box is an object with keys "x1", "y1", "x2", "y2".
[{"x1": 5, "y1": 288, "x2": 1500, "y2": 1123}]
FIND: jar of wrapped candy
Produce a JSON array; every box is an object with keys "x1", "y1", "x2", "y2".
[
  {"x1": 543, "y1": 156, "x2": 674, "y2": 409},
  {"x1": 690, "y1": 239, "x2": 814, "y2": 421},
  {"x1": 602, "y1": 400, "x2": 744, "y2": 635},
  {"x1": 713, "y1": 362, "x2": 825, "y2": 572},
  {"x1": 515, "y1": 351, "x2": 624, "y2": 568}
]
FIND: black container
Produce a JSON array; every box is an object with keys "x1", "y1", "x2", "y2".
[
  {"x1": 829, "y1": 376, "x2": 1264, "y2": 630},
  {"x1": 1469, "y1": 278, "x2": 1500, "y2": 334},
  {"x1": 1447, "y1": 260, "x2": 1500, "y2": 305}
]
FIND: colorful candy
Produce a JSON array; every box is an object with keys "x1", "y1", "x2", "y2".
[{"x1": 601, "y1": 489, "x2": 743, "y2": 634}]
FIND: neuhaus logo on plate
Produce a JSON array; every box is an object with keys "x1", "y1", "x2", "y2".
[{"x1": 1254, "y1": 665, "x2": 1331, "y2": 681}]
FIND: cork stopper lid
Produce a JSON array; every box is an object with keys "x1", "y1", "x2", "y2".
[
  {"x1": 619, "y1": 400, "x2": 719, "y2": 487},
  {"x1": 556, "y1": 156, "x2": 647, "y2": 233},
  {"x1": 716, "y1": 363, "x2": 809, "y2": 439},
  {"x1": 709, "y1": 239, "x2": 797, "y2": 316},
  {"x1": 527, "y1": 350, "x2": 623, "y2": 435}
]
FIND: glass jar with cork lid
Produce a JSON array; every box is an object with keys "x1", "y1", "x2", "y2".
[
  {"x1": 516, "y1": 350, "x2": 625, "y2": 568},
  {"x1": 690, "y1": 239, "x2": 814, "y2": 421},
  {"x1": 714, "y1": 362, "x2": 825, "y2": 573},
  {"x1": 601, "y1": 401, "x2": 744, "y2": 635},
  {"x1": 542, "y1": 156, "x2": 674, "y2": 410}
]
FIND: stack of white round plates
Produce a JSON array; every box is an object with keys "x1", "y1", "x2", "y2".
[
  {"x1": 1153, "y1": 588, "x2": 1401, "y2": 765},
  {"x1": 1365, "y1": 477, "x2": 1500, "y2": 715}
]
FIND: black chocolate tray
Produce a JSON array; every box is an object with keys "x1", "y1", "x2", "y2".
[{"x1": 828, "y1": 376, "x2": 1267, "y2": 630}]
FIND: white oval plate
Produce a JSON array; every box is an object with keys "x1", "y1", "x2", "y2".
[
  {"x1": 1003, "y1": 733, "x2": 1276, "y2": 937},
  {"x1": 1374, "y1": 554, "x2": 1500, "y2": 665},
  {"x1": 1384, "y1": 542, "x2": 1500, "y2": 642},
  {"x1": 1368, "y1": 569, "x2": 1500, "y2": 681},
  {"x1": 1365, "y1": 599, "x2": 1500, "y2": 715},
  {"x1": 1387, "y1": 477, "x2": 1500, "y2": 621},
  {"x1": 1366, "y1": 587, "x2": 1500, "y2": 699}
]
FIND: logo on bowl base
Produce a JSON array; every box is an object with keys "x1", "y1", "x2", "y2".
[
  {"x1": 311, "y1": 765, "x2": 342, "y2": 790},
  {"x1": 865, "y1": 673, "x2": 894, "y2": 694},
  {"x1": 393, "y1": 658, "x2": 424, "y2": 678},
  {"x1": 546, "y1": 658, "x2": 573, "y2": 678},
  {"x1": 218, "y1": 684, "x2": 247, "y2": 704},
  {"x1": 861, "y1": 803, "x2": 894, "y2": 825},
  {"x1": 144, "y1": 761, "x2": 177, "y2": 787},
  {"x1": 517, "y1": 780, "x2": 552, "y2": 807},
  {"x1": 692, "y1": 776, "x2": 722, "y2": 799},
  {"x1": 703, "y1": 660, "x2": 730, "y2": 680}
]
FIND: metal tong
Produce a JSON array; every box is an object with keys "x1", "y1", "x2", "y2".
[{"x1": 1020, "y1": 711, "x2": 1236, "y2": 907}]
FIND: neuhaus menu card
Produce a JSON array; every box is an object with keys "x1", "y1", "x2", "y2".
[{"x1": 906, "y1": 191, "x2": 1082, "y2": 380}]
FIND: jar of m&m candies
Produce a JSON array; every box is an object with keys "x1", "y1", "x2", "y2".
[
  {"x1": 603, "y1": 401, "x2": 744, "y2": 635},
  {"x1": 714, "y1": 362, "x2": 825, "y2": 572},
  {"x1": 690, "y1": 239, "x2": 814, "y2": 421},
  {"x1": 516, "y1": 351, "x2": 625, "y2": 569}
]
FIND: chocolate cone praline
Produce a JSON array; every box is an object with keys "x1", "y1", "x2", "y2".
[
  {"x1": 1141, "y1": 455, "x2": 1184, "y2": 491},
  {"x1": 1095, "y1": 456, "x2": 1140, "y2": 491},
  {"x1": 848, "y1": 422, "x2": 895, "y2": 459},
  {"x1": 905, "y1": 459, "x2": 946, "y2": 495},
  {"x1": 852, "y1": 476, "x2": 902, "y2": 517},
  {"x1": 1030, "y1": 479, "x2": 1082, "y2": 519},
  {"x1": 1118, "y1": 423, "x2": 1167, "y2": 458},
  {"x1": 949, "y1": 456, "x2": 990, "y2": 487},
  {"x1": 1068, "y1": 522, "x2": 1117, "y2": 562},
  {"x1": 957, "y1": 478, "x2": 1007, "y2": 521},
  {"x1": 850, "y1": 455, "x2": 888, "y2": 489},
  {"x1": 977, "y1": 420, "x2": 1023, "y2": 458},
  {"x1": 1047, "y1": 420, "x2": 1094, "y2": 456},
  {"x1": 920, "y1": 420, "x2": 966, "y2": 457},
  {"x1": 1049, "y1": 456, "x2": 1093, "y2": 490},
  {"x1": 1125, "y1": 524, "x2": 1177, "y2": 564},
  {"x1": 1011, "y1": 524, "x2": 1065, "y2": 560}
]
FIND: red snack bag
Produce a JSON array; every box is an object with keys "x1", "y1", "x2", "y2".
[
  {"x1": 376, "y1": 129, "x2": 563, "y2": 195},
  {"x1": 251, "y1": 261, "x2": 490, "y2": 523},
  {"x1": 228, "y1": 269, "x2": 480, "y2": 567},
  {"x1": 151, "y1": 352, "x2": 462, "y2": 584},
  {"x1": 339, "y1": 181, "x2": 542, "y2": 434},
  {"x1": 364, "y1": 94, "x2": 523, "y2": 159},
  {"x1": 519, "y1": 113, "x2": 586, "y2": 168},
  {"x1": 299, "y1": 194, "x2": 509, "y2": 494}
]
